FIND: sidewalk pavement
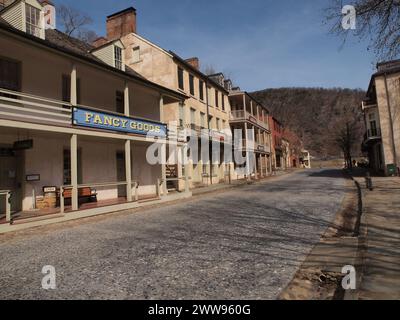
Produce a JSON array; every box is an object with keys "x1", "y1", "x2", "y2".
[{"x1": 353, "y1": 175, "x2": 400, "y2": 300}]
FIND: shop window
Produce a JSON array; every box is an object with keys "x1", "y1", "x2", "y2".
[
  {"x1": 116, "y1": 90, "x2": 124, "y2": 114},
  {"x1": 63, "y1": 149, "x2": 82, "y2": 185}
]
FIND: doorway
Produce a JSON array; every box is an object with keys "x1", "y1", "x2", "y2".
[
  {"x1": 0, "y1": 147, "x2": 23, "y2": 213},
  {"x1": 116, "y1": 151, "x2": 126, "y2": 198}
]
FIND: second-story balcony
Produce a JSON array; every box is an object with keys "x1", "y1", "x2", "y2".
[
  {"x1": 230, "y1": 110, "x2": 269, "y2": 131},
  {"x1": 0, "y1": 88, "x2": 72, "y2": 127},
  {"x1": 362, "y1": 99, "x2": 377, "y2": 110},
  {"x1": 364, "y1": 128, "x2": 382, "y2": 144},
  {"x1": 0, "y1": 88, "x2": 168, "y2": 140}
]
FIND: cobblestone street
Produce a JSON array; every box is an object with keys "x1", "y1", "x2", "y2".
[{"x1": 0, "y1": 169, "x2": 347, "y2": 300}]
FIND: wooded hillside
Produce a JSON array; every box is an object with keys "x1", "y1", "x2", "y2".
[{"x1": 251, "y1": 88, "x2": 366, "y2": 158}]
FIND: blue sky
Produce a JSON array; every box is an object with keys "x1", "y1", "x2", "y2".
[{"x1": 53, "y1": 0, "x2": 376, "y2": 91}]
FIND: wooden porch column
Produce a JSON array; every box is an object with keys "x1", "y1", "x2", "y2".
[
  {"x1": 159, "y1": 94, "x2": 164, "y2": 122},
  {"x1": 125, "y1": 140, "x2": 132, "y2": 202},
  {"x1": 70, "y1": 64, "x2": 78, "y2": 210},
  {"x1": 161, "y1": 143, "x2": 168, "y2": 196},
  {"x1": 177, "y1": 145, "x2": 184, "y2": 191},
  {"x1": 5, "y1": 192, "x2": 11, "y2": 223},
  {"x1": 253, "y1": 126, "x2": 257, "y2": 179},
  {"x1": 71, "y1": 64, "x2": 77, "y2": 106},
  {"x1": 124, "y1": 81, "x2": 130, "y2": 116},
  {"x1": 242, "y1": 94, "x2": 246, "y2": 114},
  {"x1": 70, "y1": 134, "x2": 78, "y2": 211},
  {"x1": 244, "y1": 122, "x2": 250, "y2": 180},
  {"x1": 183, "y1": 145, "x2": 190, "y2": 193},
  {"x1": 123, "y1": 82, "x2": 133, "y2": 201},
  {"x1": 159, "y1": 95, "x2": 168, "y2": 196},
  {"x1": 250, "y1": 100, "x2": 254, "y2": 116}
]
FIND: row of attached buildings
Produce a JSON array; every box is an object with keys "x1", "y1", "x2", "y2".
[
  {"x1": 362, "y1": 59, "x2": 400, "y2": 176},
  {"x1": 0, "y1": 1, "x2": 310, "y2": 229}
]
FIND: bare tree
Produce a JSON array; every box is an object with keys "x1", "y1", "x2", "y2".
[
  {"x1": 325, "y1": 0, "x2": 400, "y2": 60},
  {"x1": 58, "y1": 4, "x2": 98, "y2": 43},
  {"x1": 203, "y1": 64, "x2": 217, "y2": 75},
  {"x1": 77, "y1": 30, "x2": 99, "y2": 44},
  {"x1": 329, "y1": 103, "x2": 364, "y2": 169}
]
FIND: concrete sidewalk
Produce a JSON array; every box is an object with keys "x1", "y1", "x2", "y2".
[{"x1": 354, "y1": 176, "x2": 400, "y2": 300}]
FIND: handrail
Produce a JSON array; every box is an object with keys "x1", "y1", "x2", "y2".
[
  {"x1": 0, "y1": 190, "x2": 11, "y2": 223},
  {"x1": 0, "y1": 88, "x2": 71, "y2": 107}
]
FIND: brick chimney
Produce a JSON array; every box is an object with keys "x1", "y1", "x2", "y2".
[
  {"x1": 106, "y1": 7, "x2": 136, "y2": 41},
  {"x1": 185, "y1": 57, "x2": 200, "y2": 70}
]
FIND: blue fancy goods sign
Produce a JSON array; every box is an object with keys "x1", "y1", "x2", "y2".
[{"x1": 73, "y1": 107, "x2": 167, "y2": 138}]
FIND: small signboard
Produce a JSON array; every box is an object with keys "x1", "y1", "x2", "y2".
[
  {"x1": 26, "y1": 174, "x2": 40, "y2": 182},
  {"x1": 43, "y1": 186, "x2": 57, "y2": 193}
]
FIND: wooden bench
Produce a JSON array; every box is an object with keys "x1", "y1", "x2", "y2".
[{"x1": 59, "y1": 187, "x2": 97, "y2": 204}]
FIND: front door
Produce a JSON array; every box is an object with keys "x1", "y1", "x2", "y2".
[
  {"x1": 0, "y1": 148, "x2": 23, "y2": 213},
  {"x1": 116, "y1": 152, "x2": 126, "y2": 198}
]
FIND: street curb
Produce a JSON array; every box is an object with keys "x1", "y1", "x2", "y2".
[
  {"x1": 278, "y1": 170, "x2": 362, "y2": 300},
  {"x1": 343, "y1": 170, "x2": 368, "y2": 300}
]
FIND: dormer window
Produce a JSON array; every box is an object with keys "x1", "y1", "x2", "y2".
[
  {"x1": 25, "y1": 4, "x2": 42, "y2": 37},
  {"x1": 0, "y1": 0, "x2": 45, "y2": 39},
  {"x1": 114, "y1": 46, "x2": 123, "y2": 70},
  {"x1": 91, "y1": 40, "x2": 125, "y2": 71}
]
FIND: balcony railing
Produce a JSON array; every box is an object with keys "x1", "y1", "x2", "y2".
[
  {"x1": 362, "y1": 100, "x2": 377, "y2": 110},
  {"x1": 230, "y1": 110, "x2": 269, "y2": 131},
  {"x1": 0, "y1": 88, "x2": 72, "y2": 126},
  {"x1": 367, "y1": 128, "x2": 381, "y2": 139}
]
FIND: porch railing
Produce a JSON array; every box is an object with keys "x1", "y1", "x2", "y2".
[
  {"x1": 230, "y1": 110, "x2": 269, "y2": 130},
  {"x1": 0, "y1": 190, "x2": 11, "y2": 223},
  {"x1": 0, "y1": 88, "x2": 72, "y2": 126},
  {"x1": 367, "y1": 128, "x2": 381, "y2": 138},
  {"x1": 60, "y1": 181, "x2": 139, "y2": 214}
]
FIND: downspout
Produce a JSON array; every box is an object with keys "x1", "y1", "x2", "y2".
[{"x1": 383, "y1": 73, "x2": 398, "y2": 172}]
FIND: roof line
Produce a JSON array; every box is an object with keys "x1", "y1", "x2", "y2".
[
  {"x1": 169, "y1": 50, "x2": 229, "y2": 94},
  {"x1": 107, "y1": 7, "x2": 136, "y2": 19},
  {"x1": 0, "y1": 23, "x2": 187, "y2": 100}
]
